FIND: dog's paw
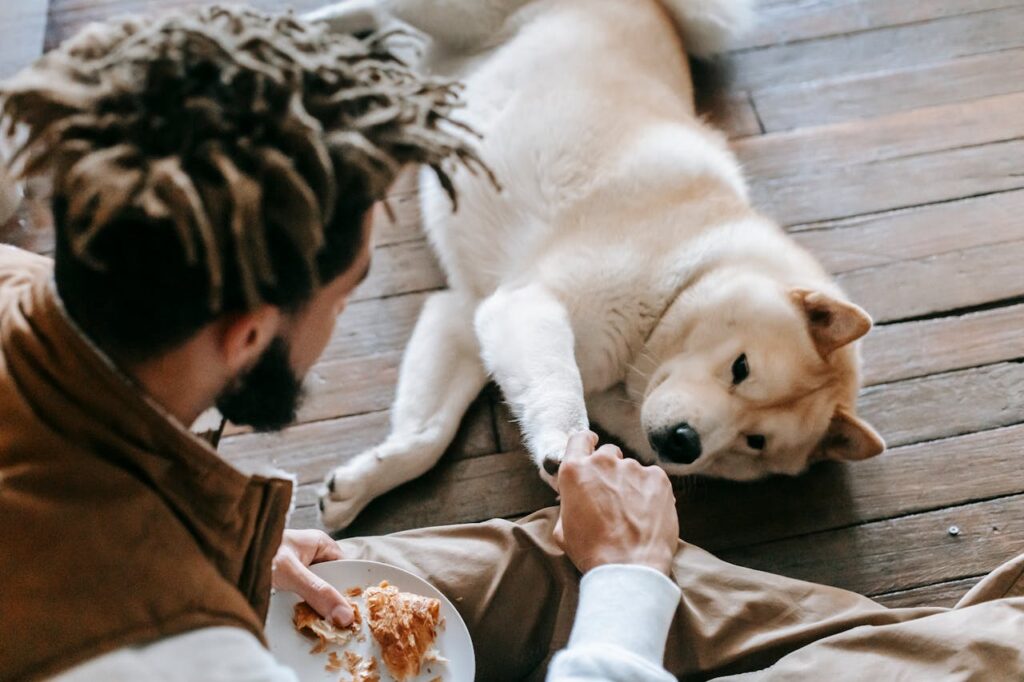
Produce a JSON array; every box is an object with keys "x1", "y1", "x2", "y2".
[
  {"x1": 318, "y1": 455, "x2": 378, "y2": 530},
  {"x1": 538, "y1": 452, "x2": 561, "y2": 492}
]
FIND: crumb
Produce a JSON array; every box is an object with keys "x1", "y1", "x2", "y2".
[
  {"x1": 340, "y1": 650, "x2": 379, "y2": 682},
  {"x1": 346, "y1": 586, "x2": 364, "y2": 597},
  {"x1": 326, "y1": 651, "x2": 343, "y2": 673}
]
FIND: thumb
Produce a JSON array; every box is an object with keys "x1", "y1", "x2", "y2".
[
  {"x1": 280, "y1": 557, "x2": 354, "y2": 627},
  {"x1": 552, "y1": 515, "x2": 565, "y2": 549}
]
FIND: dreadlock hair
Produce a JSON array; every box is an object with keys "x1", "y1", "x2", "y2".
[{"x1": 0, "y1": 5, "x2": 489, "y2": 361}]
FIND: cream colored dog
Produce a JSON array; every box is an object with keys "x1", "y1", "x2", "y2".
[{"x1": 314, "y1": 0, "x2": 885, "y2": 530}]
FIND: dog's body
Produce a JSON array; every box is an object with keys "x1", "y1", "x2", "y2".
[{"x1": 318, "y1": 0, "x2": 885, "y2": 530}]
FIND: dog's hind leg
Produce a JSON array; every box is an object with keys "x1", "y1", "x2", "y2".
[
  {"x1": 319, "y1": 291, "x2": 487, "y2": 530},
  {"x1": 476, "y1": 284, "x2": 589, "y2": 486}
]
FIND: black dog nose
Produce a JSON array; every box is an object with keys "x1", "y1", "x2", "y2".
[{"x1": 650, "y1": 423, "x2": 703, "y2": 464}]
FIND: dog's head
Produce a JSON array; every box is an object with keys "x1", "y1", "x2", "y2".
[{"x1": 631, "y1": 271, "x2": 883, "y2": 480}]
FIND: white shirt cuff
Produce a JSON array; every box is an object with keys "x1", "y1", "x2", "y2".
[{"x1": 567, "y1": 564, "x2": 681, "y2": 666}]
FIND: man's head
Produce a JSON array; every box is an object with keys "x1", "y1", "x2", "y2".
[{"x1": 0, "y1": 6, "x2": 482, "y2": 428}]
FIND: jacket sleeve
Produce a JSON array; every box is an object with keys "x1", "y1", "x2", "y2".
[
  {"x1": 0, "y1": 244, "x2": 52, "y2": 290},
  {"x1": 547, "y1": 564, "x2": 681, "y2": 682},
  {"x1": 51, "y1": 627, "x2": 299, "y2": 682}
]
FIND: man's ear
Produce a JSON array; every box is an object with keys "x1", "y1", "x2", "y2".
[
  {"x1": 791, "y1": 288, "x2": 872, "y2": 358},
  {"x1": 815, "y1": 408, "x2": 885, "y2": 462},
  {"x1": 219, "y1": 306, "x2": 281, "y2": 374}
]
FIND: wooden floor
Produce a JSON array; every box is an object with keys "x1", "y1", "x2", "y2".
[{"x1": 4, "y1": 0, "x2": 1024, "y2": 610}]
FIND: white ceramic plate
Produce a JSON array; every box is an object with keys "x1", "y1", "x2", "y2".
[{"x1": 266, "y1": 560, "x2": 474, "y2": 681}]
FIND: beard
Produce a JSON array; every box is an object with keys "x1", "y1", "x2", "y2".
[{"x1": 215, "y1": 337, "x2": 305, "y2": 432}]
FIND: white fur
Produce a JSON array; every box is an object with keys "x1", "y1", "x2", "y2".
[
  {"x1": 316, "y1": 0, "x2": 874, "y2": 530},
  {"x1": 659, "y1": 0, "x2": 756, "y2": 58}
]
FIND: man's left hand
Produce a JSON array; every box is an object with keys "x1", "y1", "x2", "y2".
[{"x1": 272, "y1": 529, "x2": 354, "y2": 626}]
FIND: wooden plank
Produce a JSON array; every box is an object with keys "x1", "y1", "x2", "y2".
[
  {"x1": 859, "y1": 363, "x2": 1024, "y2": 448},
  {"x1": 285, "y1": 449, "x2": 555, "y2": 535},
  {"x1": 0, "y1": 0, "x2": 47, "y2": 78},
  {"x1": 219, "y1": 391, "x2": 498, "y2": 484},
  {"x1": 724, "y1": 6, "x2": 1024, "y2": 90},
  {"x1": 733, "y1": 0, "x2": 1021, "y2": 51},
  {"x1": 319, "y1": 292, "x2": 427, "y2": 364},
  {"x1": 792, "y1": 190, "x2": 1024, "y2": 273},
  {"x1": 296, "y1": 352, "x2": 401, "y2": 424},
  {"x1": 749, "y1": 138, "x2": 1024, "y2": 226},
  {"x1": 861, "y1": 304, "x2": 1024, "y2": 386},
  {"x1": 837, "y1": 239, "x2": 1024, "y2": 323},
  {"x1": 735, "y1": 92, "x2": 1024, "y2": 182},
  {"x1": 374, "y1": 188, "x2": 423, "y2": 246},
  {"x1": 342, "y1": 450, "x2": 555, "y2": 536},
  {"x1": 681, "y1": 423, "x2": 1024, "y2": 552},
  {"x1": 46, "y1": 0, "x2": 328, "y2": 48},
  {"x1": 874, "y1": 576, "x2": 982, "y2": 609},
  {"x1": 351, "y1": 238, "x2": 444, "y2": 303},
  {"x1": 754, "y1": 48, "x2": 1024, "y2": 131},
  {"x1": 717, "y1": 494, "x2": 1024, "y2": 596}
]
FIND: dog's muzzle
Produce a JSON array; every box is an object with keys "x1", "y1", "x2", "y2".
[{"x1": 649, "y1": 423, "x2": 703, "y2": 465}]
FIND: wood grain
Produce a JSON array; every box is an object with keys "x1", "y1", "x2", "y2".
[
  {"x1": 838, "y1": 239, "x2": 1024, "y2": 323},
  {"x1": 754, "y1": 48, "x2": 1024, "y2": 131},
  {"x1": 285, "y1": 449, "x2": 557, "y2": 535},
  {"x1": 793, "y1": 190, "x2": 1024, "y2": 274},
  {"x1": 219, "y1": 391, "x2": 499, "y2": 485},
  {"x1": 734, "y1": 92, "x2": 1024, "y2": 183},
  {"x1": 733, "y1": 0, "x2": 1021, "y2": 51},
  {"x1": 718, "y1": 493, "x2": 1024, "y2": 596},
  {"x1": 0, "y1": 0, "x2": 47, "y2": 78},
  {"x1": 874, "y1": 576, "x2": 982, "y2": 609},
  {"x1": 350, "y1": 238, "x2": 445, "y2": 303},
  {"x1": 725, "y1": 6, "x2": 1024, "y2": 90},
  {"x1": 859, "y1": 363, "x2": 1024, "y2": 448},
  {"x1": 681, "y1": 423, "x2": 1024, "y2": 552},
  {"x1": 749, "y1": 138, "x2": 1024, "y2": 226},
  {"x1": 861, "y1": 304, "x2": 1024, "y2": 386}
]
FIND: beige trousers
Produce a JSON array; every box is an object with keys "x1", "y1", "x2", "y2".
[{"x1": 340, "y1": 508, "x2": 1024, "y2": 681}]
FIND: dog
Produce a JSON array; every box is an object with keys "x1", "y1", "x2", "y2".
[{"x1": 315, "y1": 0, "x2": 886, "y2": 530}]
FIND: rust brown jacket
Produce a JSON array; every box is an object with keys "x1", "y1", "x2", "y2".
[{"x1": 0, "y1": 245, "x2": 293, "y2": 681}]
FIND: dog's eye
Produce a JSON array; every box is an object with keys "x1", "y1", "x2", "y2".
[
  {"x1": 746, "y1": 434, "x2": 766, "y2": 451},
  {"x1": 731, "y1": 354, "x2": 750, "y2": 384}
]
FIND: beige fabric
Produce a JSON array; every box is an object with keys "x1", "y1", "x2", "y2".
[{"x1": 341, "y1": 508, "x2": 1024, "y2": 681}]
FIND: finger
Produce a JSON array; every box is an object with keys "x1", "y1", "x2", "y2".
[
  {"x1": 593, "y1": 444, "x2": 624, "y2": 460},
  {"x1": 282, "y1": 560, "x2": 354, "y2": 627},
  {"x1": 552, "y1": 516, "x2": 565, "y2": 548},
  {"x1": 562, "y1": 431, "x2": 598, "y2": 466}
]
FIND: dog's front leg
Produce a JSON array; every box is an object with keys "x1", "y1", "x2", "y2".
[
  {"x1": 476, "y1": 284, "x2": 588, "y2": 485},
  {"x1": 319, "y1": 291, "x2": 487, "y2": 530}
]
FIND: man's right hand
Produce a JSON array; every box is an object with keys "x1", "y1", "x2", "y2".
[{"x1": 553, "y1": 431, "x2": 679, "y2": 575}]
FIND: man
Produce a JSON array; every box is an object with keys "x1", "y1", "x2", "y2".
[{"x1": 2, "y1": 6, "x2": 1024, "y2": 682}]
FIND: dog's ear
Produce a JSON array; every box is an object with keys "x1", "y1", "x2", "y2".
[
  {"x1": 815, "y1": 408, "x2": 885, "y2": 462},
  {"x1": 791, "y1": 289, "x2": 872, "y2": 358}
]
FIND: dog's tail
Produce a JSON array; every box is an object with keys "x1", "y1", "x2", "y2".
[{"x1": 658, "y1": 0, "x2": 756, "y2": 58}]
